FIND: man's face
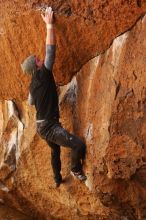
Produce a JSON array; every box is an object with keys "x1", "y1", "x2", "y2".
[{"x1": 35, "y1": 56, "x2": 43, "y2": 69}]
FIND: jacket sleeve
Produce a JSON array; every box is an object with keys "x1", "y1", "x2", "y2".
[
  {"x1": 44, "y1": 45, "x2": 56, "y2": 71},
  {"x1": 28, "y1": 92, "x2": 35, "y2": 105}
]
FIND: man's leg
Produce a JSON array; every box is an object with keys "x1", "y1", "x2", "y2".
[
  {"x1": 47, "y1": 141, "x2": 62, "y2": 186},
  {"x1": 46, "y1": 124, "x2": 86, "y2": 173},
  {"x1": 37, "y1": 121, "x2": 86, "y2": 181}
]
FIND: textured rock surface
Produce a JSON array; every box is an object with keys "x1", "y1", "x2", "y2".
[
  {"x1": 0, "y1": 1, "x2": 146, "y2": 220},
  {"x1": 0, "y1": 0, "x2": 146, "y2": 100},
  {"x1": 0, "y1": 204, "x2": 33, "y2": 220}
]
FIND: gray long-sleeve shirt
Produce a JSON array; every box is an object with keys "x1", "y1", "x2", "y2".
[
  {"x1": 28, "y1": 45, "x2": 56, "y2": 105},
  {"x1": 44, "y1": 44, "x2": 56, "y2": 71}
]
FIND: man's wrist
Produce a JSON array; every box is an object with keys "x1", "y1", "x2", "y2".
[{"x1": 46, "y1": 23, "x2": 54, "y2": 29}]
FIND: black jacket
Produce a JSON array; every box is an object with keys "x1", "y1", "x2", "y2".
[{"x1": 29, "y1": 65, "x2": 59, "y2": 122}]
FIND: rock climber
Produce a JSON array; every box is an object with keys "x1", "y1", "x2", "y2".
[{"x1": 21, "y1": 7, "x2": 87, "y2": 187}]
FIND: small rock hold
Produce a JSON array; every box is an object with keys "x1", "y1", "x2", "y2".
[{"x1": 60, "y1": 6, "x2": 72, "y2": 17}]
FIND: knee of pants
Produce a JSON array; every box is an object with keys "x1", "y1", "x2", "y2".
[{"x1": 77, "y1": 143, "x2": 86, "y2": 154}]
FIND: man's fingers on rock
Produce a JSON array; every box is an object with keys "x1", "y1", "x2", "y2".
[
  {"x1": 46, "y1": 7, "x2": 52, "y2": 13},
  {"x1": 48, "y1": 6, "x2": 52, "y2": 11}
]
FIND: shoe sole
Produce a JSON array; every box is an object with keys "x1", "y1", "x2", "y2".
[{"x1": 70, "y1": 172, "x2": 87, "y2": 181}]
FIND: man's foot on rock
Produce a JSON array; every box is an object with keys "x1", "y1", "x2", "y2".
[
  {"x1": 70, "y1": 170, "x2": 87, "y2": 181},
  {"x1": 55, "y1": 179, "x2": 65, "y2": 188},
  {"x1": 55, "y1": 181, "x2": 61, "y2": 188}
]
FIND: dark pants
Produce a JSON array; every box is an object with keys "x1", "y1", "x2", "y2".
[{"x1": 37, "y1": 120, "x2": 86, "y2": 183}]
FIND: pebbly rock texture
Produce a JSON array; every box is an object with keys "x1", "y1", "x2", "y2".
[
  {"x1": 0, "y1": 203, "x2": 33, "y2": 220},
  {"x1": 0, "y1": 1, "x2": 146, "y2": 220}
]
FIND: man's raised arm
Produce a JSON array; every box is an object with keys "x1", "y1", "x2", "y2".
[{"x1": 42, "y1": 7, "x2": 56, "y2": 71}]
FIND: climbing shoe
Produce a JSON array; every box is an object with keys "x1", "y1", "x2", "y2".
[
  {"x1": 55, "y1": 181, "x2": 61, "y2": 188},
  {"x1": 70, "y1": 170, "x2": 87, "y2": 181},
  {"x1": 55, "y1": 179, "x2": 64, "y2": 188}
]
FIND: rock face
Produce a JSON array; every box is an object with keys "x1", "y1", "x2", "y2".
[
  {"x1": 0, "y1": 0, "x2": 146, "y2": 100},
  {"x1": 0, "y1": 204, "x2": 32, "y2": 220},
  {"x1": 0, "y1": 1, "x2": 146, "y2": 220}
]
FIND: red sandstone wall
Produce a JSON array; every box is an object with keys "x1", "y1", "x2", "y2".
[{"x1": 0, "y1": 1, "x2": 146, "y2": 100}]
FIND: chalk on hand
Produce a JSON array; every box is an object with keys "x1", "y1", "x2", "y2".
[{"x1": 46, "y1": 7, "x2": 52, "y2": 12}]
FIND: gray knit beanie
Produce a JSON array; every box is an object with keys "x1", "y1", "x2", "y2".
[{"x1": 21, "y1": 55, "x2": 37, "y2": 75}]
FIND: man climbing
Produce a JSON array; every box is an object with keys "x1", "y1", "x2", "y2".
[{"x1": 21, "y1": 7, "x2": 87, "y2": 187}]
